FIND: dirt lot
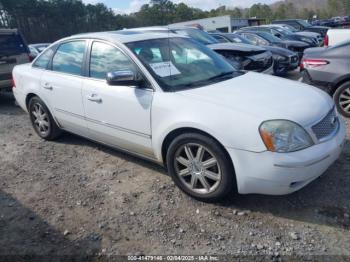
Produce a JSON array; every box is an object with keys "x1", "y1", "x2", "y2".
[{"x1": 1, "y1": 71, "x2": 350, "y2": 259}]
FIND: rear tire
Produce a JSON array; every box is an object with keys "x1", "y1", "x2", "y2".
[
  {"x1": 166, "y1": 133, "x2": 236, "y2": 202},
  {"x1": 334, "y1": 81, "x2": 350, "y2": 118},
  {"x1": 28, "y1": 96, "x2": 62, "y2": 140}
]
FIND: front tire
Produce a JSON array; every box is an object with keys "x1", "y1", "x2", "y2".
[
  {"x1": 166, "y1": 133, "x2": 236, "y2": 201},
  {"x1": 28, "y1": 96, "x2": 61, "y2": 140},
  {"x1": 334, "y1": 82, "x2": 350, "y2": 118}
]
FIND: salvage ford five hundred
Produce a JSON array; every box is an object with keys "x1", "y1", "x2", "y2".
[{"x1": 12, "y1": 32, "x2": 346, "y2": 201}]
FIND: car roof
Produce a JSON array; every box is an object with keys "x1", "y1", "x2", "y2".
[
  {"x1": 29, "y1": 43, "x2": 50, "y2": 47},
  {"x1": 123, "y1": 26, "x2": 169, "y2": 32},
  {"x1": 65, "y1": 30, "x2": 185, "y2": 44}
]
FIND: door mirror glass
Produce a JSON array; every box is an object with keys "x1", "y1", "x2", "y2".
[{"x1": 106, "y1": 70, "x2": 141, "y2": 86}]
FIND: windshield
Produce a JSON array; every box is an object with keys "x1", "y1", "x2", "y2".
[
  {"x1": 282, "y1": 24, "x2": 298, "y2": 32},
  {"x1": 274, "y1": 27, "x2": 292, "y2": 35},
  {"x1": 298, "y1": 20, "x2": 312, "y2": 28},
  {"x1": 226, "y1": 34, "x2": 253, "y2": 44},
  {"x1": 0, "y1": 34, "x2": 27, "y2": 57},
  {"x1": 259, "y1": 32, "x2": 282, "y2": 42},
  {"x1": 126, "y1": 37, "x2": 239, "y2": 91},
  {"x1": 173, "y1": 28, "x2": 218, "y2": 45}
]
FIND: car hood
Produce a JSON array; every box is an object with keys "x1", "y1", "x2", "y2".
[
  {"x1": 264, "y1": 45, "x2": 296, "y2": 56},
  {"x1": 282, "y1": 40, "x2": 309, "y2": 47},
  {"x1": 208, "y1": 43, "x2": 266, "y2": 53},
  {"x1": 309, "y1": 26, "x2": 330, "y2": 30},
  {"x1": 177, "y1": 72, "x2": 333, "y2": 126},
  {"x1": 294, "y1": 31, "x2": 320, "y2": 38}
]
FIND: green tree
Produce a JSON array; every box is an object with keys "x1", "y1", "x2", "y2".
[{"x1": 249, "y1": 4, "x2": 272, "y2": 20}]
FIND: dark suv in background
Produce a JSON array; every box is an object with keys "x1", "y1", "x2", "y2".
[
  {"x1": 272, "y1": 19, "x2": 329, "y2": 37},
  {"x1": 0, "y1": 29, "x2": 30, "y2": 91}
]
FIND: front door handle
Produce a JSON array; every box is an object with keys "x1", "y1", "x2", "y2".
[
  {"x1": 87, "y1": 94, "x2": 102, "y2": 103},
  {"x1": 43, "y1": 83, "x2": 53, "y2": 90}
]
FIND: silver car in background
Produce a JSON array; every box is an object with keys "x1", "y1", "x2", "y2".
[{"x1": 301, "y1": 40, "x2": 350, "y2": 117}]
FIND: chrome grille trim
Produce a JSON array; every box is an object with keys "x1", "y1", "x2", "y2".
[{"x1": 311, "y1": 107, "x2": 339, "y2": 141}]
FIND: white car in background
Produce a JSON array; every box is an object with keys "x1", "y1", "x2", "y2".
[
  {"x1": 325, "y1": 28, "x2": 350, "y2": 46},
  {"x1": 12, "y1": 32, "x2": 346, "y2": 201}
]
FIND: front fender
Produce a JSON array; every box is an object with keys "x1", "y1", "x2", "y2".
[{"x1": 151, "y1": 92, "x2": 267, "y2": 162}]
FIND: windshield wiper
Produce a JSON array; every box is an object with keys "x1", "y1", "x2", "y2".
[
  {"x1": 176, "y1": 71, "x2": 237, "y2": 90},
  {"x1": 207, "y1": 71, "x2": 235, "y2": 81}
]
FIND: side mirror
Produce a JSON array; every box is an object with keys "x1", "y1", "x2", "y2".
[
  {"x1": 106, "y1": 70, "x2": 142, "y2": 86},
  {"x1": 275, "y1": 33, "x2": 282, "y2": 38}
]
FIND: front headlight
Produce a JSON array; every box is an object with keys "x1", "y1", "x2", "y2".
[
  {"x1": 272, "y1": 54, "x2": 288, "y2": 62},
  {"x1": 300, "y1": 37, "x2": 313, "y2": 44},
  {"x1": 259, "y1": 120, "x2": 314, "y2": 153}
]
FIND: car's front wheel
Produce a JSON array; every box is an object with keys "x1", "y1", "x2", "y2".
[
  {"x1": 28, "y1": 96, "x2": 61, "y2": 140},
  {"x1": 334, "y1": 81, "x2": 350, "y2": 118},
  {"x1": 166, "y1": 133, "x2": 236, "y2": 201}
]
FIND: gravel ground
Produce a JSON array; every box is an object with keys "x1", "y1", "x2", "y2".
[{"x1": 0, "y1": 71, "x2": 350, "y2": 259}]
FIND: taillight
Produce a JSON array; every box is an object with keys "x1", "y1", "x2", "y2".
[
  {"x1": 11, "y1": 76, "x2": 16, "y2": 88},
  {"x1": 324, "y1": 34, "x2": 329, "y2": 47},
  {"x1": 301, "y1": 59, "x2": 329, "y2": 69},
  {"x1": 300, "y1": 59, "x2": 304, "y2": 70},
  {"x1": 28, "y1": 53, "x2": 34, "y2": 62}
]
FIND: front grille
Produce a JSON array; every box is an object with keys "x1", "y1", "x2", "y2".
[
  {"x1": 312, "y1": 108, "x2": 339, "y2": 140},
  {"x1": 290, "y1": 55, "x2": 299, "y2": 64},
  {"x1": 290, "y1": 46, "x2": 306, "y2": 53},
  {"x1": 246, "y1": 57, "x2": 273, "y2": 72}
]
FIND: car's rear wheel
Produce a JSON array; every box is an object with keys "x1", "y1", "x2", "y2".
[
  {"x1": 334, "y1": 82, "x2": 350, "y2": 118},
  {"x1": 28, "y1": 96, "x2": 61, "y2": 140},
  {"x1": 166, "y1": 133, "x2": 236, "y2": 201}
]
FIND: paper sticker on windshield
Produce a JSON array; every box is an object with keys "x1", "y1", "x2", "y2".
[{"x1": 149, "y1": 61, "x2": 181, "y2": 77}]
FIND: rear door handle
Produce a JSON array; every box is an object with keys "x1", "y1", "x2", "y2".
[
  {"x1": 43, "y1": 83, "x2": 53, "y2": 90},
  {"x1": 87, "y1": 94, "x2": 102, "y2": 103}
]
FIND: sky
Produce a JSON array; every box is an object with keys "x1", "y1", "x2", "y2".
[{"x1": 82, "y1": 0, "x2": 278, "y2": 14}]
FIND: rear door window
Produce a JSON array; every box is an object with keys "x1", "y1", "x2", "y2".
[
  {"x1": 52, "y1": 41, "x2": 86, "y2": 76},
  {"x1": 0, "y1": 34, "x2": 27, "y2": 56},
  {"x1": 33, "y1": 48, "x2": 55, "y2": 69}
]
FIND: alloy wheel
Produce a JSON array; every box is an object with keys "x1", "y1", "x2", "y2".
[
  {"x1": 31, "y1": 103, "x2": 50, "y2": 137},
  {"x1": 339, "y1": 87, "x2": 350, "y2": 114},
  {"x1": 174, "y1": 143, "x2": 222, "y2": 195}
]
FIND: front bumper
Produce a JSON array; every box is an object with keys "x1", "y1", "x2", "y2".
[
  {"x1": 261, "y1": 62, "x2": 274, "y2": 75},
  {"x1": 227, "y1": 118, "x2": 346, "y2": 195},
  {"x1": 274, "y1": 56, "x2": 299, "y2": 74}
]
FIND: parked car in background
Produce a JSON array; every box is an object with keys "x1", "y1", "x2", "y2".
[
  {"x1": 312, "y1": 19, "x2": 338, "y2": 28},
  {"x1": 324, "y1": 29, "x2": 350, "y2": 46},
  {"x1": 239, "y1": 25, "x2": 318, "y2": 47},
  {"x1": 0, "y1": 29, "x2": 31, "y2": 91},
  {"x1": 301, "y1": 40, "x2": 350, "y2": 117},
  {"x1": 234, "y1": 30, "x2": 307, "y2": 58},
  {"x1": 210, "y1": 32, "x2": 299, "y2": 76},
  {"x1": 12, "y1": 31, "x2": 346, "y2": 201},
  {"x1": 271, "y1": 24, "x2": 323, "y2": 45},
  {"x1": 272, "y1": 19, "x2": 329, "y2": 37},
  {"x1": 29, "y1": 43, "x2": 51, "y2": 58},
  {"x1": 330, "y1": 17, "x2": 350, "y2": 27},
  {"x1": 121, "y1": 27, "x2": 274, "y2": 74}
]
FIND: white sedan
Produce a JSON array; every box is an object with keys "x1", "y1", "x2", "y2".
[{"x1": 12, "y1": 32, "x2": 346, "y2": 201}]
